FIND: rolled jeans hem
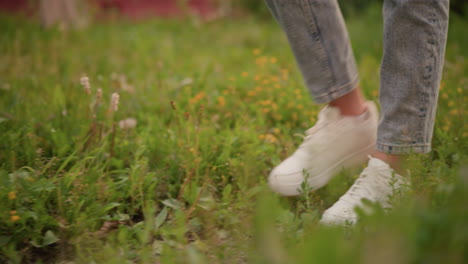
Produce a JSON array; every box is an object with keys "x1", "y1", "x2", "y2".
[
  {"x1": 376, "y1": 143, "x2": 431, "y2": 155},
  {"x1": 312, "y1": 75, "x2": 359, "y2": 104}
]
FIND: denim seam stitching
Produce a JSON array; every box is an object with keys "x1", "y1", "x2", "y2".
[
  {"x1": 425, "y1": 1, "x2": 440, "y2": 144},
  {"x1": 376, "y1": 143, "x2": 431, "y2": 154},
  {"x1": 377, "y1": 143, "x2": 431, "y2": 148},
  {"x1": 300, "y1": 0, "x2": 335, "y2": 89}
]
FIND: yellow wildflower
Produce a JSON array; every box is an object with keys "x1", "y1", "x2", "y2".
[
  {"x1": 189, "y1": 92, "x2": 206, "y2": 104},
  {"x1": 271, "y1": 76, "x2": 280, "y2": 82},
  {"x1": 292, "y1": 112, "x2": 298, "y2": 121},
  {"x1": 242, "y1": 72, "x2": 249, "y2": 77},
  {"x1": 217, "y1": 96, "x2": 226, "y2": 107},
  {"x1": 255, "y1": 58, "x2": 264, "y2": 65},
  {"x1": 253, "y1": 49, "x2": 261, "y2": 55},
  {"x1": 264, "y1": 134, "x2": 278, "y2": 143},
  {"x1": 269, "y1": 57, "x2": 277, "y2": 64},
  {"x1": 259, "y1": 134, "x2": 278, "y2": 143},
  {"x1": 8, "y1": 191, "x2": 16, "y2": 200},
  {"x1": 11, "y1": 215, "x2": 20, "y2": 222}
]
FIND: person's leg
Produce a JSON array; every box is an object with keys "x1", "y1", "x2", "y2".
[
  {"x1": 376, "y1": 0, "x2": 449, "y2": 158},
  {"x1": 265, "y1": 0, "x2": 378, "y2": 196},
  {"x1": 329, "y1": 87, "x2": 367, "y2": 116},
  {"x1": 321, "y1": 0, "x2": 450, "y2": 225},
  {"x1": 264, "y1": 0, "x2": 365, "y2": 111}
]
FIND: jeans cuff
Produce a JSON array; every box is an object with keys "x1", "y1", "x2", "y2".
[
  {"x1": 376, "y1": 142, "x2": 431, "y2": 154},
  {"x1": 312, "y1": 75, "x2": 359, "y2": 104}
]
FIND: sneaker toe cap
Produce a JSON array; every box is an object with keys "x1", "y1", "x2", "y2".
[
  {"x1": 320, "y1": 208, "x2": 358, "y2": 226},
  {"x1": 268, "y1": 169, "x2": 304, "y2": 196}
]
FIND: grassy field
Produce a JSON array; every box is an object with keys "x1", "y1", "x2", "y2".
[{"x1": 1, "y1": 6, "x2": 467, "y2": 263}]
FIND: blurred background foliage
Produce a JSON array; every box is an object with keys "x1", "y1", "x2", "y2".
[
  {"x1": 1, "y1": 0, "x2": 467, "y2": 263},
  {"x1": 235, "y1": 0, "x2": 468, "y2": 18}
]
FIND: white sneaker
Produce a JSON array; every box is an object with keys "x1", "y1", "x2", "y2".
[
  {"x1": 268, "y1": 101, "x2": 379, "y2": 196},
  {"x1": 320, "y1": 157, "x2": 409, "y2": 225}
]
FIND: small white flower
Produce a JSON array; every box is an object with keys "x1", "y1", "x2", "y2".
[
  {"x1": 119, "y1": 118, "x2": 137, "y2": 129},
  {"x1": 110, "y1": 93, "x2": 120, "y2": 112},
  {"x1": 180, "y1": 78, "x2": 193, "y2": 87},
  {"x1": 96, "y1": 88, "x2": 103, "y2": 101},
  {"x1": 80, "y1": 76, "x2": 91, "y2": 95}
]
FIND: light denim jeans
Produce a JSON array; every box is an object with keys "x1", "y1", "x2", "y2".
[{"x1": 265, "y1": 0, "x2": 449, "y2": 154}]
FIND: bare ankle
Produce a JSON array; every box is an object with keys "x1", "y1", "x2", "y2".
[
  {"x1": 372, "y1": 151, "x2": 404, "y2": 174},
  {"x1": 329, "y1": 85, "x2": 367, "y2": 116}
]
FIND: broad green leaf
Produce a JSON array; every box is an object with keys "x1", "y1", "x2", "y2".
[
  {"x1": 42, "y1": 230, "x2": 59, "y2": 246},
  {"x1": 103, "y1": 202, "x2": 121, "y2": 212},
  {"x1": 162, "y1": 198, "x2": 183, "y2": 210},
  {"x1": 155, "y1": 207, "x2": 168, "y2": 230}
]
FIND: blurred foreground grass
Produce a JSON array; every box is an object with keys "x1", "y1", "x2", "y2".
[{"x1": 0, "y1": 6, "x2": 467, "y2": 263}]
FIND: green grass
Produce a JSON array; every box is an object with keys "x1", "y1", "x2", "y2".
[{"x1": 1, "y1": 7, "x2": 467, "y2": 263}]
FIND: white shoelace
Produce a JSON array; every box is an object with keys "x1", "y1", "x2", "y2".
[{"x1": 339, "y1": 163, "x2": 391, "y2": 206}]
